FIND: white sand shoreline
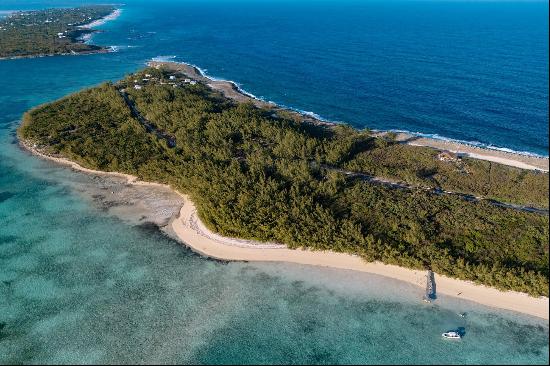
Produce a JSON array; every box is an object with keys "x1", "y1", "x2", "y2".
[
  {"x1": 19, "y1": 140, "x2": 549, "y2": 320},
  {"x1": 79, "y1": 8, "x2": 122, "y2": 30},
  {"x1": 406, "y1": 138, "x2": 549, "y2": 172}
]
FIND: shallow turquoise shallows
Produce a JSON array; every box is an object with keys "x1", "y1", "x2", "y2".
[{"x1": 0, "y1": 0, "x2": 548, "y2": 364}]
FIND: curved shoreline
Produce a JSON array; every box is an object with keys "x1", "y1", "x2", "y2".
[
  {"x1": 79, "y1": 8, "x2": 122, "y2": 30},
  {"x1": 19, "y1": 140, "x2": 550, "y2": 320},
  {"x1": 0, "y1": 8, "x2": 121, "y2": 61},
  {"x1": 148, "y1": 60, "x2": 549, "y2": 171}
]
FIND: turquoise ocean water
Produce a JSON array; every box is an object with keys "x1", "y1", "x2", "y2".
[{"x1": 0, "y1": 0, "x2": 548, "y2": 364}]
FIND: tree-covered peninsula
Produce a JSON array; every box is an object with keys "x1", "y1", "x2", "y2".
[
  {"x1": 0, "y1": 6, "x2": 115, "y2": 59},
  {"x1": 18, "y1": 66, "x2": 549, "y2": 296}
]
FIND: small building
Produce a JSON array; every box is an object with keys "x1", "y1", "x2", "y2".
[
  {"x1": 437, "y1": 151, "x2": 458, "y2": 162},
  {"x1": 145, "y1": 73, "x2": 152, "y2": 78},
  {"x1": 134, "y1": 85, "x2": 142, "y2": 90},
  {"x1": 184, "y1": 78, "x2": 191, "y2": 83},
  {"x1": 189, "y1": 80, "x2": 197, "y2": 85},
  {"x1": 169, "y1": 75, "x2": 176, "y2": 80}
]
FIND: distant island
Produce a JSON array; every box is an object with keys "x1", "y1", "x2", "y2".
[
  {"x1": 18, "y1": 62, "x2": 549, "y2": 297},
  {"x1": 0, "y1": 6, "x2": 118, "y2": 60}
]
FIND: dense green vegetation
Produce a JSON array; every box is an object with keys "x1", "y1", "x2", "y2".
[
  {"x1": 341, "y1": 141, "x2": 549, "y2": 209},
  {"x1": 19, "y1": 67, "x2": 549, "y2": 296},
  {"x1": 0, "y1": 6, "x2": 114, "y2": 58}
]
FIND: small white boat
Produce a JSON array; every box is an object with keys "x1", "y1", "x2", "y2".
[{"x1": 442, "y1": 331, "x2": 462, "y2": 339}]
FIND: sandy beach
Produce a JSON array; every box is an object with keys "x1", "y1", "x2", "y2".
[
  {"x1": 170, "y1": 197, "x2": 549, "y2": 320},
  {"x1": 148, "y1": 61, "x2": 549, "y2": 173},
  {"x1": 402, "y1": 134, "x2": 549, "y2": 172},
  {"x1": 79, "y1": 8, "x2": 122, "y2": 29},
  {"x1": 20, "y1": 140, "x2": 549, "y2": 320}
]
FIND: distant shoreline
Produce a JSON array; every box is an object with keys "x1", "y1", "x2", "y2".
[
  {"x1": 0, "y1": 48, "x2": 111, "y2": 61},
  {"x1": 78, "y1": 8, "x2": 122, "y2": 30},
  {"x1": 0, "y1": 8, "x2": 121, "y2": 61},
  {"x1": 18, "y1": 139, "x2": 549, "y2": 320},
  {"x1": 148, "y1": 60, "x2": 549, "y2": 172}
]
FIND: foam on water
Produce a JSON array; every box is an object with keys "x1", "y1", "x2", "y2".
[
  {"x1": 387, "y1": 130, "x2": 550, "y2": 159},
  {"x1": 148, "y1": 57, "x2": 547, "y2": 157},
  {"x1": 0, "y1": 0, "x2": 548, "y2": 363},
  {"x1": 167, "y1": 59, "x2": 341, "y2": 123},
  {"x1": 79, "y1": 8, "x2": 122, "y2": 29},
  {"x1": 0, "y1": 91, "x2": 548, "y2": 364},
  {"x1": 151, "y1": 55, "x2": 177, "y2": 62},
  {"x1": 159, "y1": 58, "x2": 270, "y2": 102}
]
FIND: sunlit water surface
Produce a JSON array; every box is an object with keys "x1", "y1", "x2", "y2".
[{"x1": 0, "y1": 0, "x2": 548, "y2": 364}]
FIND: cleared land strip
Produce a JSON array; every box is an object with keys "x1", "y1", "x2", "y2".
[
  {"x1": 118, "y1": 88, "x2": 176, "y2": 148},
  {"x1": 117, "y1": 84, "x2": 548, "y2": 216},
  {"x1": 322, "y1": 164, "x2": 548, "y2": 215}
]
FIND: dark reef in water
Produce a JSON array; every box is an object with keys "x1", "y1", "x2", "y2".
[
  {"x1": 0, "y1": 191, "x2": 15, "y2": 203},
  {"x1": 135, "y1": 221, "x2": 161, "y2": 233}
]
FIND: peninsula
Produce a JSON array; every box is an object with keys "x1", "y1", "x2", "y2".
[
  {"x1": 18, "y1": 62, "x2": 549, "y2": 303},
  {"x1": 0, "y1": 6, "x2": 118, "y2": 60}
]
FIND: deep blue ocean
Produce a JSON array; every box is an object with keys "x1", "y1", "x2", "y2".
[
  {"x1": 3, "y1": 0, "x2": 549, "y2": 155},
  {"x1": 0, "y1": 0, "x2": 548, "y2": 364}
]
